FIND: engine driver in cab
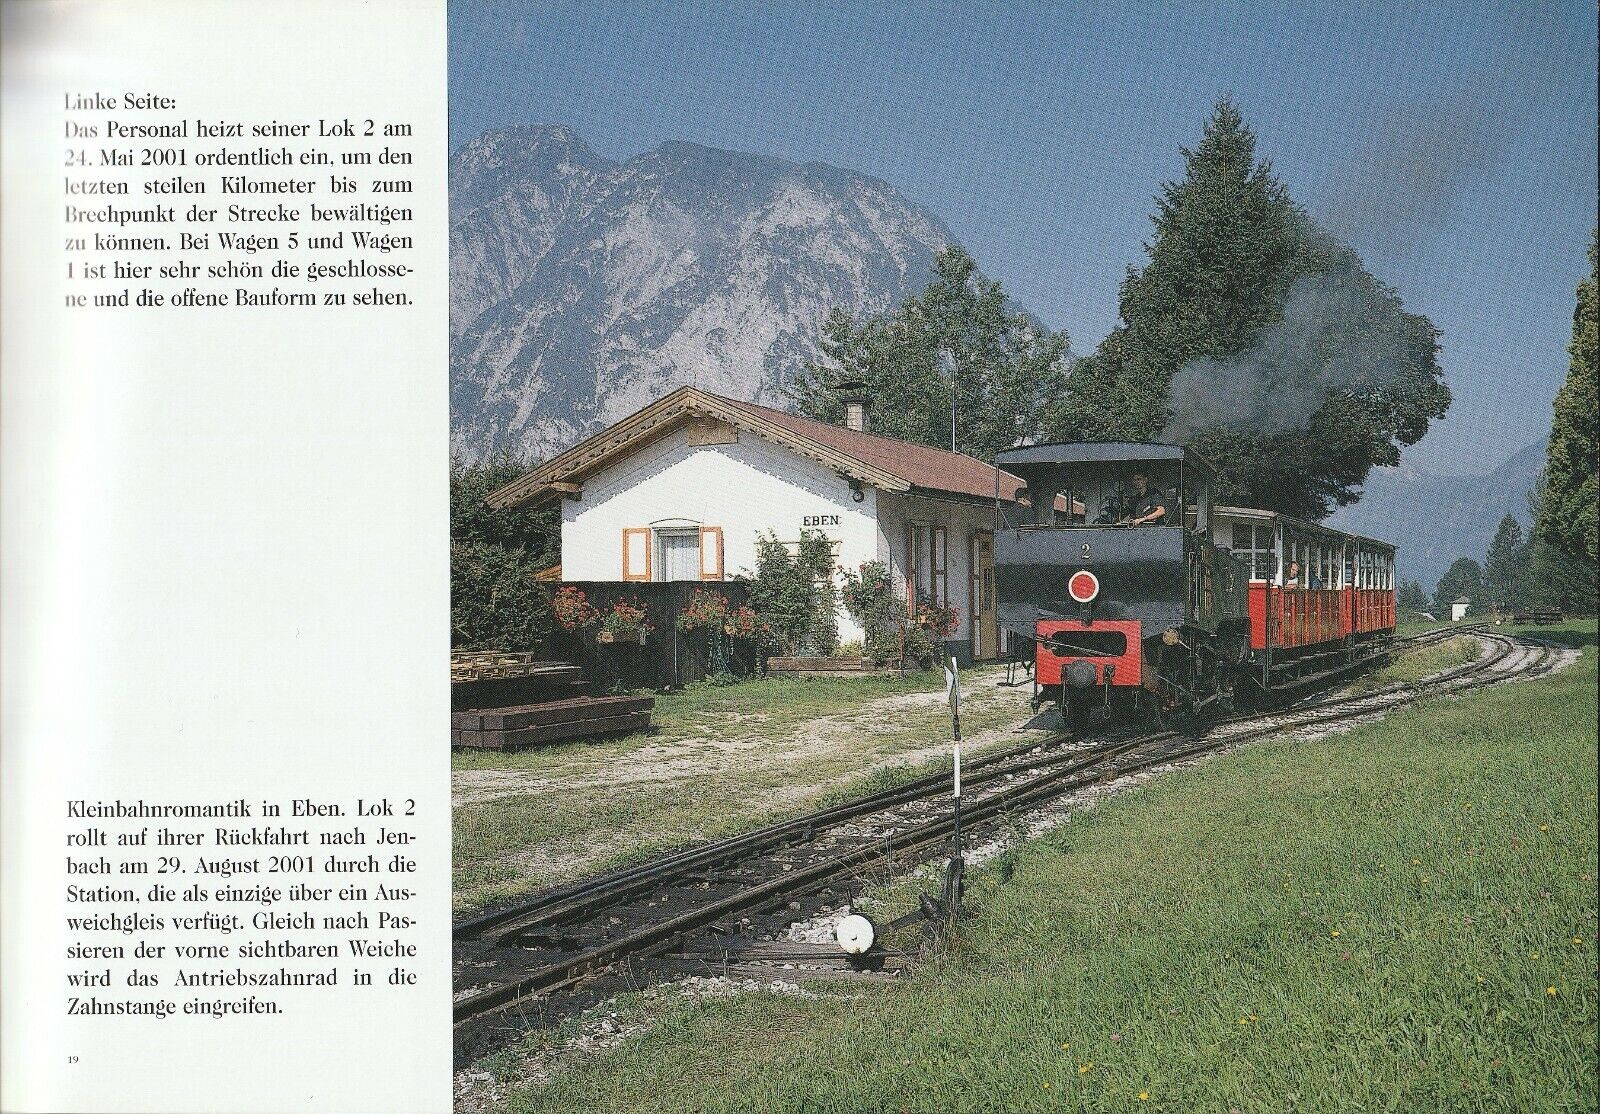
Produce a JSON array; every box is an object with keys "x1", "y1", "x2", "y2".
[{"x1": 1123, "y1": 469, "x2": 1169, "y2": 526}]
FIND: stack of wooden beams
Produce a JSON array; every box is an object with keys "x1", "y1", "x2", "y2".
[
  {"x1": 451, "y1": 695, "x2": 655, "y2": 750},
  {"x1": 449, "y1": 650, "x2": 655, "y2": 749}
]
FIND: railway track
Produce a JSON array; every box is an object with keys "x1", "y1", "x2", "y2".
[{"x1": 453, "y1": 626, "x2": 1555, "y2": 1056}]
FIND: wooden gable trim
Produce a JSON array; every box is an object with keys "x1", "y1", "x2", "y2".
[
  {"x1": 685, "y1": 417, "x2": 738, "y2": 446},
  {"x1": 485, "y1": 387, "x2": 913, "y2": 510}
]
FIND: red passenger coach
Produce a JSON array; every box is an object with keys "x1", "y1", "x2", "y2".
[{"x1": 1226, "y1": 506, "x2": 1397, "y2": 686}]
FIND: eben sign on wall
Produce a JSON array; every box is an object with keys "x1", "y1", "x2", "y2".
[{"x1": 801, "y1": 514, "x2": 842, "y2": 528}]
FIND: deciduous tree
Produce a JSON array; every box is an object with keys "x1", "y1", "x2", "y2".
[{"x1": 788, "y1": 247, "x2": 1068, "y2": 461}]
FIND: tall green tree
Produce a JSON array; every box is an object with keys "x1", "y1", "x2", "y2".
[
  {"x1": 1534, "y1": 229, "x2": 1598, "y2": 563},
  {"x1": 1433, "y1": 557, "x2": 1483, "y2": 617},
  {"x1": 1526, "y1": 474, "x2": 1598, "y2": 614},
  {"x1": 1525, "y1": 537, "x2": 1599, "y2": 614},
  {"x1": 1051, "y1": 99, "x2": 1449, "y2": 520},
  {"x1": 1051, "y1": 100, "x2": 1298, "y2": 442},
  {"x1": 1482, "y1": 514, "x2": 1527, "y2": 613},
  {"x1": 788, "y1": 247, "x2": 1069, "y2": 461}
]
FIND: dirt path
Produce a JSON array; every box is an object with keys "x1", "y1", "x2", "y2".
[{"x1": 452, "y1": 667, "x2": 1046, "y2": 810}]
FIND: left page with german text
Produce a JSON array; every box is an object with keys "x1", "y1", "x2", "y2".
[{"x1": 0, "y1": 3, "x2": 450, "y2": 1110}]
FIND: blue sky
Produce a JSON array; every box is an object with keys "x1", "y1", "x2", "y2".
[{"x1": 450, "y1": 1, "x2": 1597, "y2": 475}]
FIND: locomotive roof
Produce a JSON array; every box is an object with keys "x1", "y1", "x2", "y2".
[{"x1": 994, "y1": 441, "x2": 1218, "y2": 475}]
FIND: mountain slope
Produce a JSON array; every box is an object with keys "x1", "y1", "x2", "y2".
[
  {"x1": 1327, "y1": 439, "x2": 1546, "y2": 592},
  {"x1": 450, "y1": 126, "x2": 953, "y2": 461}
]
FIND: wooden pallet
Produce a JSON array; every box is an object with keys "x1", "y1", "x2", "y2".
[{"x1": 450, "y1": 653, "x2": 575, "y2": 683}]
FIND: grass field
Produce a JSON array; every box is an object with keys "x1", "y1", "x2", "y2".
[
  {"x1": 502, "y1": 623, "x2": 1598, "y2": 1113},
  {"x1": 452, "y1": 666, "x2": 1049, "y2": 913}
]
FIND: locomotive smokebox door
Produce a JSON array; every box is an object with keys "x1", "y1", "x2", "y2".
[{"x1": 1065, "y1": 660, "x2": 1097, "y2": 688}]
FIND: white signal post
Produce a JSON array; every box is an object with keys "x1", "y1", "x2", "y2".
[{"x1": 944, "y1": 656, "x2": 964, "y2": 914}]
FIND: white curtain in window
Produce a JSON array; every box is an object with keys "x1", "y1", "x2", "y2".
[{"x1": 656, "y1": 530, "x2": 700, "y2": 582}]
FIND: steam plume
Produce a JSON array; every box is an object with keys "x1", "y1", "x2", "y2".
[{"x1": 1162, "y1": 250, "x2": 1427, "y2": 441}]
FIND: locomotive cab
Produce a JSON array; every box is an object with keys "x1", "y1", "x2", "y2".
[{"x1": 993, "y1": 442, "x2": 1249, "y2": 729}]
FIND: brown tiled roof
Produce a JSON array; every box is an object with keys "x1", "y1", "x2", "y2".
[
  {"x1": 718, "y1": 396, "x2": 1024, "y2": 502},
  {"x1": 487, "y1": 385, "x2": 1027, "y2": 509}
]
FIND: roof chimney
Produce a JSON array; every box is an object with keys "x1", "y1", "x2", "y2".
[{"x1": 835, "y1": 380, "x2": 871, "y2": 433}]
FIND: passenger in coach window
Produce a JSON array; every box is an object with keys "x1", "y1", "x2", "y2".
[
  {"x1": 1122, "y1": 470, "x2": 1169, "y2": 526},
  {"x1": 1284, "y1": 559, "x2": 1301, "y2": 587}
]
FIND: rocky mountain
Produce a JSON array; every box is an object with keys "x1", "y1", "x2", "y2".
[
  {"x1": 450, "y1": 125, "x2": 953, "y2": 461},
  {"x1": 1327, "y1": 438, "x2": 1547, "y2": 593}
]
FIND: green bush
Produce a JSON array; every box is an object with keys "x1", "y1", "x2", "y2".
[
  {"x1": 450, "y1": 541, "x2": 551, "y2": 650},
  {"x1": 839, "y1": 559, "x2": 953, "y2": 668},
  {"x1": 839, "y1": 560, "x2": 902, "y2": 664},
  {"x1": 743, "y1": 530, "x2": 838, "y2": 656}
]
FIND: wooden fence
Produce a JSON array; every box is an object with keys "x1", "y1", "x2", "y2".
[{"x1": 542, "y1": 581, "x2": 759, "y2": 692}]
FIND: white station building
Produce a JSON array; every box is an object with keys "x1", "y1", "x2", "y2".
[{"x1": 487, "y1": 386, "x2": 1027, "y2": 662}]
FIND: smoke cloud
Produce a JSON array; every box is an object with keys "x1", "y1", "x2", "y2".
[
  {"x1": 1317, "y1": 7, "x2": 1566, "y2": 251},
  {"x1": 1161, "y1": 253, "x2": 1426, "y2": 441}
]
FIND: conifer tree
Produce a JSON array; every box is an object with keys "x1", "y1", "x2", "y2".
[
  {"x1": 1534, "y1": 229, "x2": 1598, "y2": 563},
  {"x1": 1052, "y1": 100, "x2": 1298, "y2": 442},
  {"x1": 1482, "y1": 514, "x2": 1527, "y2": 613},
  {"x1": 1397, "y1": 579, "x2": 1429, "y2": 614},
  {"x1": 1433, "y1": 557, "x2": 1483, "y2": 617},
  {"x1": 1052, "y1": 99, "x2": 1449, "y2": 519}
]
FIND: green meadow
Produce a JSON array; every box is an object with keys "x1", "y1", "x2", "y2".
[{"x1": 504, "y1": 624, "x2": 1598, "y2": 1113}]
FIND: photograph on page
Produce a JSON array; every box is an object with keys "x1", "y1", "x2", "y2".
[
  {"x1": 443, "y1": 3, "x2": 1596, "y2": 1112},
  {"x1": 2, "y1": 2, "x2": 1595, "y2": 1113}
]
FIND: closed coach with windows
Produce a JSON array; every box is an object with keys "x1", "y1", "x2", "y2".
[{"x1": 993, "y1": 442, "x2": 1397, "y2": 728}]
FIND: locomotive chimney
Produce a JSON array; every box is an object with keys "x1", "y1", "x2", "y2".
[{"x1": 834, "y1": 380, "x2": 871, "y2": 433}]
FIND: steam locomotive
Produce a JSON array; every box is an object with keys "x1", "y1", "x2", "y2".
[{"x1": 993, "y1": 442, "x2": 1396, "y2": 728}]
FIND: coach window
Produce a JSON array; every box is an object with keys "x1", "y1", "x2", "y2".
[{"x1": 1237, "y1": 522, "x2": 1273, "y2": 580}]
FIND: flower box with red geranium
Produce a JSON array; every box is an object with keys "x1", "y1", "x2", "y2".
[
  {"x1": 676, "y1": 588, "x2": 731, "y2": 633},
  {"x1": 598, "y1": 598, "x2": 653, "y2": 645},
  {"x1": 550, "y1": 585, "x2": 599, "y2": 632}
]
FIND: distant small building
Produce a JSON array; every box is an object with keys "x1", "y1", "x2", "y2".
[
  {"x1": 1451, "y1": 596, "x2": 1472, "y2": 622},
  {"x1": 485, "y1": 386, "x2": 1030, "y2": 662}
]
